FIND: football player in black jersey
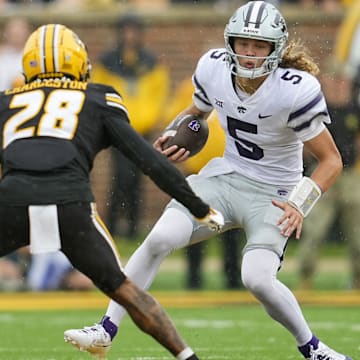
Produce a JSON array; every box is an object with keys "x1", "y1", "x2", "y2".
[{"x1": 0, "y1": 24, "x2": 224, "y2": 359}]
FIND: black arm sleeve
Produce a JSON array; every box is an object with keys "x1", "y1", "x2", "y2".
[{"x1": 104, "y1": 116, "x2": 210, "y2": 219}]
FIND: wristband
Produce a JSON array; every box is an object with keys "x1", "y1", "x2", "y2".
[{"x1": 287, "y1": 177, "x2": 322, "y2": 217}]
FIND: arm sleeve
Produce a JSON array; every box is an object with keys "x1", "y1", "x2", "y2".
[{"x1": 103, "y1": 115, "x2": 210, "y2": 218}]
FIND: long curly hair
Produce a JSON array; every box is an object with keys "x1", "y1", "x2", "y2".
[{"x1": 280, "y1": 40, "x2": 319, "y2": 76}]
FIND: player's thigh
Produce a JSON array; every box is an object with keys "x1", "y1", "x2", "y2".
[
  {"x1": 166, "y1": 173, "x2": 238, "y2": 244},
  {"x1": 243, "y1": 187, "x2": 289, "y2": 257},
  {"x1": 58, "y1": 202, "x2": 126, "y2": 293},
  {"x1": 0, "y1": 205, "x2": 28, "y2": 256}
]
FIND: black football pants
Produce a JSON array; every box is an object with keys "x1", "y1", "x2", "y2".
[{"x1": 0, "y1": 202, "x2": 126, "y2": 293}]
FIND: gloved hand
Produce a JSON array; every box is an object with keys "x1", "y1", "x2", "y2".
[{"x1": 196, "y1": 208, "x2": 224, "y2": 232}]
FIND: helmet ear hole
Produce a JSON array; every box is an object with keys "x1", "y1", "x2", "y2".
[
  {"x1": 271, "y1": 42, "x2": 276, "y2": 54},
  {"x1": 229, "y1": 37, "x2": 235, "y2": 51}
]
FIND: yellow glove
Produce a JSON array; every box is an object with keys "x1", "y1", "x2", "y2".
[{"x1": 196, "y1": 208, "x2": 224, "y2": 232}]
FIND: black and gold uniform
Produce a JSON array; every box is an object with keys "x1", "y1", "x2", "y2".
[
  {"x1": 0, "y1": 79, "x2": 210, "y2": 292},
  {"x1": 1, "y1": 24, "x2": 220, "y2": 360}
]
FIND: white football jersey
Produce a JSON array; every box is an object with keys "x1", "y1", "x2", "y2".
[{"x1": 192, "y1": 48, "x2": 330, "y2": 186}]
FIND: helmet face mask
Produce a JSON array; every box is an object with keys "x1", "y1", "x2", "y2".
[
  {"x1": 224, "y1": 1, "x2": 288, "y2": 79},
  {"x1": 22, "y1": 24, "x2": 91, "y2": 83}
]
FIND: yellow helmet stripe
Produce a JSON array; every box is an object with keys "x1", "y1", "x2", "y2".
[
  {"x1": 53, "y1": 24, "x2": 61, "y2": 73},
  {"x1": 39, "y1": 25, "x2": 46, "y2": 74},
  {"x1": 44, "y1": 24, "x2": 56, "y2": 73}
]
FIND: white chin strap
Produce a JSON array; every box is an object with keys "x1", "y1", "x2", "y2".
[
  {"x1": 236, "y1": 64, "x2": 271, "y2": 79},
  {"x1": 230, "y1": 51, "x2": 279, "y2": 79},
  {"x1": 230, "y1": 56, "x2": 268, "y2": 79}
]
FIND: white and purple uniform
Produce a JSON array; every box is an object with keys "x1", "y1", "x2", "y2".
[
  {"x1": 165, "y1": 48, "x2": 331, "y2": 256},
  {"x1": 192, "y1": 48, "x2": 330, "y2": 186}
]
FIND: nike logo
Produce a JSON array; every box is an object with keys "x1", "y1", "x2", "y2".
[{"x1": 258, "y1": 114, "x2": 272, "y2": 119}]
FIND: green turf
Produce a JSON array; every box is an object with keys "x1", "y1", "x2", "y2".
[
  {"x1": 149, "y1": 268, "x2": 352, "y2": 291},
  {"x1": 116, "y1": 235, "x2": 354, "y2": 291},
  {"x1": 1, "y1": 305, "x2": 358, "y2": 359}
]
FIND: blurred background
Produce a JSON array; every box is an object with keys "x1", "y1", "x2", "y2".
[{"x1": 0, "y1": 0, "x2": 359, "y2": 294}]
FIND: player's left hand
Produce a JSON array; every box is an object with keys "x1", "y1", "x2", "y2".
[
  {"x1": 272, "y1": 199, "x2": 304, "y2": 239},
  {"x1": 196, "y1": 208, "x2": 225, "y2": 232},
  {"x1": 153, "y1": 135, "x2": 190, "y2": 163}
]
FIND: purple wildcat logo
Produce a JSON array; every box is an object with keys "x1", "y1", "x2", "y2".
[{"x1": 188, "y1": 120, "x2": 200, "y2": 132}]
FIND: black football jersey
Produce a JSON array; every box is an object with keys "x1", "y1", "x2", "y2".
[{"x1": 0, "y1": 79, "x2": 210, "y2": 218}]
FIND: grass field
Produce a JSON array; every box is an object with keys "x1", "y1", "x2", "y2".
[
  {"x1": 116, "y1": 236, "x2": 355, "y2": 291},
  {"x1": 0, "y1": 240, "x2": 359, "y2": 359},
  {"x1": 0, "y1": 299, "x2": 359, "y2": 360}
]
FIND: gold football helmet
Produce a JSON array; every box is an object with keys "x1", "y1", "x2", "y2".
[{"x1": 22, "y1": 24, "x2": 90, "y2": 83}]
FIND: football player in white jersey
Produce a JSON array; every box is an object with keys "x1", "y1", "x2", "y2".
[{"x1": 64, "y1": 2, "x2": 352, "y2": 360}]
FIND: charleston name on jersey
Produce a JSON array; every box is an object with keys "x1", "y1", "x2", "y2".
[
  {"x1": 0, "y1": 81, "x2": 129, "y2": 205},
  {"x1": 192, "y1": 48, "x2": 331, "y2": 186}
]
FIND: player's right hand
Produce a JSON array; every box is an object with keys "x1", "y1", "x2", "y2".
[
  {"x1": 272, "y1": 199, "x2": 304, "y2": 239},
  {"x1": 196, "y1": 208, "x2": 224, "y2": 232},
  {"x1": 153, "y1": 135, "x2": 190, "y2": 163}
]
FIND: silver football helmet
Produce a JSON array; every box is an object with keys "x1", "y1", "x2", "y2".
[{"x1": 224, "y1": 1, "x2": 288, "y2": 79}]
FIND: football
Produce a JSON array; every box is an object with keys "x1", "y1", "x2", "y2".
[{"x1": 162, "y1": 114, "x2": 209, "y2": 157}]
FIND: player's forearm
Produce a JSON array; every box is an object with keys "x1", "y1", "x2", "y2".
[{"x1": 309, "y1": 157, "x2": 342, "y2": 193}]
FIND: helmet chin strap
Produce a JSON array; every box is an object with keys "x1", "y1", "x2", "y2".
[
  {"x1": 237, "y1": 65, "x2": 271, "y2": 79},
  {"x1": 227, "y1": 44, "x2": 279, "y2": 79},
  {"x1": 231, "y1": 55, "x2": 273, "y2": 79}
]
